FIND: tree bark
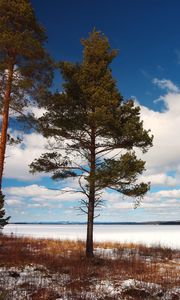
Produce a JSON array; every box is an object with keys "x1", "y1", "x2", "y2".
[
  {"x1": 86, "y1": 127, "x2": 96, "y2": 258},
  {"x1": 0, "y1": 63, "x2": 14, "y2": 191}
]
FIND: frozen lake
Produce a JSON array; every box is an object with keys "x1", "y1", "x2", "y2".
[{"x1": 3, "y1": 224, "x2": 180, "y2": 249}]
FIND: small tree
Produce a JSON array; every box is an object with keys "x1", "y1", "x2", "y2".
[
  {"x1": 0, "y1": 0, "x2": 53, "y2": 227},
  {"x1": 0, "y1": 193, "x2": 10, "y2": 231},
  {"x1": 30, "y1": 31, "x2": 153, "y2": 257}
]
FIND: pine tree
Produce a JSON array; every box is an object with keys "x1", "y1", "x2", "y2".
[
  {"x1": 0, "y1": 0, "x2": 53, "y2": 227},
  {"x1": 30, "y1": 31, "x2": 153, "y2": 257}
]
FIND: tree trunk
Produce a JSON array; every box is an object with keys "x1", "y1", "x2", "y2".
[
  {"x1": 86, "y1": 127, "x2": 96, "y2": 258},
  {"x1": 0, "y1": 63, "x2": 14, "y2": 191},
  {"x1": 86, "y1": 196, "x2": 95, "y2": 257}
]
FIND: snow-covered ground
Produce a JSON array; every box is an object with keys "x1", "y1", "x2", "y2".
[
  {"x1": 1, "y1": 265, "x2": 180, "y2": 300},
  {"x1": 3, "y1": 224, "x2": 180, "y2": 249}
]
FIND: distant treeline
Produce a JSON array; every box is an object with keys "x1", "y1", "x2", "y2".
[{"x1": 10, "y1": 221, "x2": 180, "y2": 225}]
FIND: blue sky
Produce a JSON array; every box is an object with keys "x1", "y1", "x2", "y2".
[
  {"x1": 3, "y1": 0, "x2": 180, "y2": 222},
  {"x1": 30, "y1": 0, "x2": 180, "y2": 109}
]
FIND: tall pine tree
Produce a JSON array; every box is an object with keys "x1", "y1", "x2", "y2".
[
  {"x1": 30, "y1": 31, "x2": 153, "y2": 257},
  {"x1": 0, "y1": 0, "x2": 53, "y2": 227}
]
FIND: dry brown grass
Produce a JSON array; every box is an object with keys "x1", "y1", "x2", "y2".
[{"x1": 0, "y1": 234, "x2": 179, "y2": 299}]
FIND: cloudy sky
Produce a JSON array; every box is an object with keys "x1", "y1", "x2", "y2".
[{"x1": 3, "y1": 0, "x2": 180, "y2": 222}]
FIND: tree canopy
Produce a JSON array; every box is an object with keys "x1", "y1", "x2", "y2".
[{"x1": 0, "y1": 0, "x2": 53, "y2": 113}]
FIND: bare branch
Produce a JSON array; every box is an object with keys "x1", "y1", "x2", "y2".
[
  {"x1": 79, "y1": 198, "x2": 89, "y2": 207},
  {"x1": 96, "y1": 147, "x2": 114, "y2": 158},
  {"x1": 76, "y1": 206, "x2": 88, "y2": 215},
  {"x1": 73, "y1": 161, "x2": 89, "y2": 173},
  {"x1": 93, "y1": 213, "x2": 100, "y2": 219}
]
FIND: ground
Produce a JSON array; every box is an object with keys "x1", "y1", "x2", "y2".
[{"x1": 0, "y1": 235, "x2": 179, "y2": 299}]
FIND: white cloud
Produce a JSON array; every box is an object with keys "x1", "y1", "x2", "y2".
[
  {"x1": 4, "y1": 132, "x2": 47, "y2": 180},
  {"x1": 140, "y1": 173, "x2": 178, "y2": 187},
  {"x1": 28, "y1": 203, "x2": 53, "y2": 208},
  {"x1": 6, "y1": 199, "x2": 22, "y2": 206},
  {"x1": 4, "y1": 130, "x2": 87, "y2": 181},
  {"x1": 5, "y1": 184, "x2": 82, "y2": 203},
  {"x1": 23, "y1": 105, "x2": 46, "y2": 118},
  {"x1": 153, "y1": 78, "x2": 179, "y2": 93},
  {"x1": 156, "y1": 189, "x2": 180, "y2": 198},
  {"x1": 139, "y1": 88, "x2": 180, "y2": 175}
]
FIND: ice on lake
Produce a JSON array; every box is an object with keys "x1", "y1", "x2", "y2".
[{"x1": 3, "y1": 224, "x2": 180, "y2": 249}]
